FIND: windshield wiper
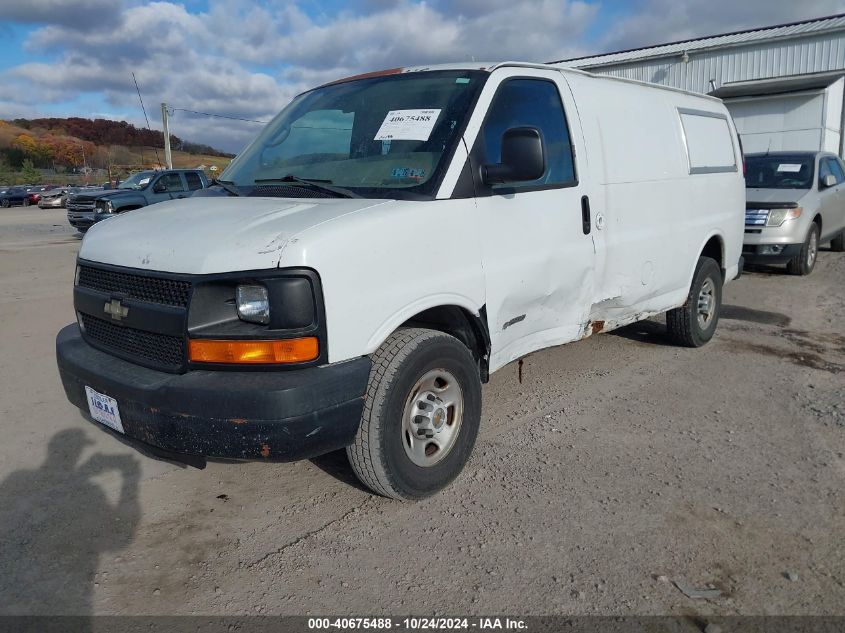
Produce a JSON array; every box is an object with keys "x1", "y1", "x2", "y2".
[
  {"x1": 254, "y1": 174, "x2": 360, "y2": 199},
  {"x1": 213, "y1": 179, "x2": 242, "y2": 197}
]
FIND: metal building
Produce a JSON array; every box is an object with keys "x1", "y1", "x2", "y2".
[{"x1": 554, "y1": 14, "x2": 845, "y2": 156}]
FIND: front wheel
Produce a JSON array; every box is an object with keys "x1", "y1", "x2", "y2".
[
  {"x1": 666, "y1": 256, "x2": 723, "y2": 348},
  {"x1": 347, "y1": 328, "x2": 481, "y2": 500},
  {"x1": 830, "y1": 229, "x2": 844, "y2": 253},
  {"x1": 787, "y1": 223, "x2": 819, "y2": 276},
  {"x1": 22, "y1": 198, "x2": 29, "y2": 207},
  {"x1": 0, "y1": 198, "x2": 9, "y2": 208}
]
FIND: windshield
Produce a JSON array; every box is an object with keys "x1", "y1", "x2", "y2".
[
  {"x1": 745, "y1": 155, "x2": 814, "y2": 190},
  {"x1": 221, "y1": 70, "x2": 486, "y2": 199},
  {"x1": 117, "y1": 171, "x2": 156, "y2": 190}
]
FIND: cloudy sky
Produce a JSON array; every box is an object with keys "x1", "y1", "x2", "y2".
[{"x1": 1, "y1": 0, "x2": 844, "y2": 153}]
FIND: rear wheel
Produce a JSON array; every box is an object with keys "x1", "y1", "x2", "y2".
[
  {"x1": 22, "y1": 198, "x2": 29, "y2": 207},
  {"x1": 830, "y1": 229, "x2": 845, "y2": 253},
  {"x1": 347, "y1": 328, "x2": 481, "y2": 500},
  {"x1": 787, "y1": 223, "x2": 819, "y2": 276},
  {"x1": 666, "y1": 257, "x2": 723, "y2": 348}
]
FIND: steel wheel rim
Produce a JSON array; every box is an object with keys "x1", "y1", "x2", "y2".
[
  {"x1": 807, "y1": 230, "x2": 818, "y2": 267},
  {"x1": 402, "y1": 368, "x2": 463, "y2": 467},
  {"x1": 696, "y1": 277, "x2": 716, "y2": 330}
]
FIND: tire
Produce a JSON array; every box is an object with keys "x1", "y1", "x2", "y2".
[
  {"x1": 347, "y1": 328, "x2": 482, "y2": 500},
  {"x1": 786, "y1": 223, "x2": 819, "y2": 276},
  {"x1": 22, "y1": 198, "x2": 29, "y2": 207},
  {"x1": 830, "y1": 229, "x2": 845, "y2": 253},
  {"x1": 666, "y1": 257, "x2": 723, "y2": 348},
  {"x1": 0, "y1": 198, "x2": 8, "y2": 208}
]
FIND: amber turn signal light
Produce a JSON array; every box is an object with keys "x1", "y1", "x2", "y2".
[{"x1": 188, "y1": 337, "x2": 319, "y2": 364}]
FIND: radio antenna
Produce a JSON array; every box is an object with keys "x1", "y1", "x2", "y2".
[{"x1": 132, "y1": 72, "x2": 163, "y2": 169}]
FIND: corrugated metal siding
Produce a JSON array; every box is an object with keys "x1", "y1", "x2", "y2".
[
  {"x1": 557, "y1": 14, "x2": 845, "y2": 68},
  {"x1": 566, "y1": 30, "x2": 845, "y2": 94}
]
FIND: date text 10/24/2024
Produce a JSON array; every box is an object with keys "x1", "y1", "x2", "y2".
[{"x1": 307, "y1": 618, "x2": 527, "y2": 630}]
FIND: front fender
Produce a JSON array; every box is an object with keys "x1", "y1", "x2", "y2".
[
  {"x1": 111, "y1": 195, "x2": 147, "y2": 211},
  {"x1": 364, "y1": 294, "x2": 485, "y2": 354}
]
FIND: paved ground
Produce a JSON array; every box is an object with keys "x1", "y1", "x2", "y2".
[{"x1": 0, "y1": 206, "x2": 843, "y2": 617}]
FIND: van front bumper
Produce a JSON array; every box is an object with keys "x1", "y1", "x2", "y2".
[{"x1": 56, "y1": 324, "x2": 370, "y2": 462}]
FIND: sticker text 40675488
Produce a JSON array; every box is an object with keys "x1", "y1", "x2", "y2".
[{"x1": 374, "y1": 109, "x2": 442, "y2": 141}]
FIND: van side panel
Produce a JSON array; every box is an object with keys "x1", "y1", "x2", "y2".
[{"x1": 562, "y1": 71, "x2": 744, "y2": 326}]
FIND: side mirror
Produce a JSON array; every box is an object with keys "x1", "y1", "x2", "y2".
[
  {"x1": 153, "y1": 180, "x2": 166, "y2": 193},
  {"x1": 482, "y1": 127, "x2": 546, "y2": 186},
  {"x1": 822, "y1": 174, "x2": 837, "y2": 188}
]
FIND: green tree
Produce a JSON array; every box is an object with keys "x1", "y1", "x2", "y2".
[{"x1": 20, "y1": 159, "x2": 40, "y2": 184}]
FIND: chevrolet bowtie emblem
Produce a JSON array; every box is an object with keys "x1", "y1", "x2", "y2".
[{"x1": 104, "y1": 298, "x2": 129, "y2": 321}]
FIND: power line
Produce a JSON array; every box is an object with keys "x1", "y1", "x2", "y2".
[
  {"x1": 169, "y1": 108, "x2": 268, "y2": 124},
  {"x1": 131, "y1": 72, "x2": 163, "y2": 168}
]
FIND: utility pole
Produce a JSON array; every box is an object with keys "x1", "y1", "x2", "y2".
[{"x1": 161, "y1": 102, "x2": 173, "y2": 169}]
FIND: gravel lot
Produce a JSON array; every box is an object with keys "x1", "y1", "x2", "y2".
[{"x1": 0, "y1": 206, "x2": 843, "y2": 617}]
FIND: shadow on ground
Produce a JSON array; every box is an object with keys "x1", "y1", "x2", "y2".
[{"x1": 0, "y1": 428, "x2": 140, "y2": 624}]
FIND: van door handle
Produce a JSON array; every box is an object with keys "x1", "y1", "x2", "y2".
[{"x1": 581, "y1": 195, "x2": 591, "y2": 235}]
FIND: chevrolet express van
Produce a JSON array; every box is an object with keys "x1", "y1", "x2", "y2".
[{"x1": 56, "y1": 62, "x2": 744, "y2": 499}]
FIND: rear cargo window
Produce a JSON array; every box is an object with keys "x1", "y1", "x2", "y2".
[{"x1": 678, "y1": 108, "x2": 737, "y2": 174}]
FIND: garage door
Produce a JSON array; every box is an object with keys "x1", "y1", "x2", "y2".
[{"x1": 725, "y1": 90, "x2": 829, "y2": 154}]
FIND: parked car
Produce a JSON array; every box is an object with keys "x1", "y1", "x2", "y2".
[
  {"x1": 24, "y1": 192, "x2": 42, "y2": 207},
  {"x1": 0, "y1": 186, "x2": 29, "y2": 207},
  {"x1": 38, "y1": 187, "x2": 71, "y2": 208},
  {"x1": 56, "y1": 62, "x2": 744, "y2": 499},
  {"x1": 66, "y1": 169, "x2": 209, "y2": 231},
  {"x1": 744, "y1": 151, "x2": 845, "y2": 275}
]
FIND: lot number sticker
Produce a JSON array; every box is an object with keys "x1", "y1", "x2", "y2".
[
  {"x1": 374, "y1": 109, "x2": 441, "y2": 141},
  {"x1": 777, "y1": 163, "x2": 803, "y2": 173}
]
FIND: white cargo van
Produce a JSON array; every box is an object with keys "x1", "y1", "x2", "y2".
[{"x1": 57, "y1": 62, "x2": 744, "y2": 499}]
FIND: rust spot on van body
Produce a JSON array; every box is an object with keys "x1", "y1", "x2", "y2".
[
  {"x1": 230, "y1": 418, "x2": 247, "y2": 425},
  {"x1": 591, "y1": 320, "x2": 605, "y2": 334},
  {"x1": 260, "y1": 443, "x2": 271, "y2": 458}
]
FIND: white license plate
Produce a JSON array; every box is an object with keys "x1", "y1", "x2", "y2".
[{"x1": 85, "y1": 386, "x2": 125, "y2": 434}]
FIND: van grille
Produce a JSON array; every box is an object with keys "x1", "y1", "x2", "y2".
[
  {"x1": 80, "y1": 313, "x2": 185, "y2": 370},
  {"x1": 77, "y1": 265, "x2": 191, "y2": 307}
]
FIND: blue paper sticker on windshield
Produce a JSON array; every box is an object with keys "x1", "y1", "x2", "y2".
[{"x1": 391, "y1": 167, "x2": 425, "y2": 179}]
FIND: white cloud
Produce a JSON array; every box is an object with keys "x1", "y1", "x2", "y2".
[
  {"x1": 1, "y1": 0, "x2": 597, "y2": 152},
  {"x1": 3, "y1": 0, "x2": 844, "y2": 152},
  {"x1": 0, "y1": 0, "x2": 124, "y2": 29},
  {"x1": 599, "y1": 0, "x2": 845, "y2": 52}
]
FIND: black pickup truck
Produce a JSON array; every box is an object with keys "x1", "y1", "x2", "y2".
[{"x1": 67, "y1": 169, "x2": 209, "y2": 232}]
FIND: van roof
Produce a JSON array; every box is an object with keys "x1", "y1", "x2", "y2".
[{"x1": 321, "y1": 61, "x2": 722, "y2": 103}]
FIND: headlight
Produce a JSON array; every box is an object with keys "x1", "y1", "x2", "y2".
[
  {"x1": 767, "y1": 207, "x2": 802, "y2": 227},
  {"x1": 96, "y1": 200, "x2": 113, "y2": 213},
  {"x1": 236, "y1": 284, "x2": 270, "y2": 324}
]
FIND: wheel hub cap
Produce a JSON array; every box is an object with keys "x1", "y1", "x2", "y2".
[
  {"x1": 697, "y1": 278, "x2": 716, "y2": 330},
  {"x1": 808, "y1": 231, "x2": 818, "y2": 266},
  {"x1": 402, "y1": 369, "x2": 463, "y2": 467}
]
